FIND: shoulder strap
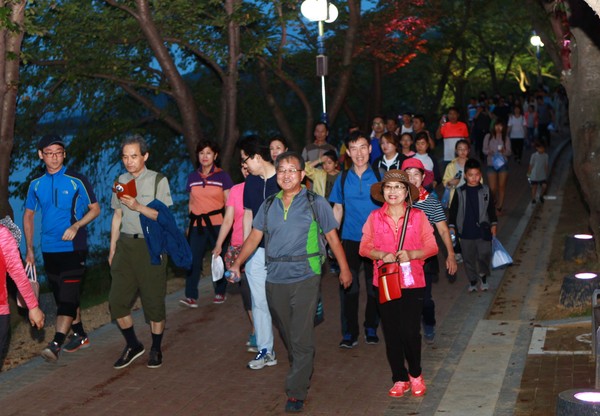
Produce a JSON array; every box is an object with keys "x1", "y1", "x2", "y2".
[
  {"x1": 398, "y1": 207, "x2": 411, "y2": 251},
  {"x1": 340, "y1": 169, "x2": 349, "y2": 202},
  {"x1": 154, "y1": 172, "x2": 165, "y2": 199}
]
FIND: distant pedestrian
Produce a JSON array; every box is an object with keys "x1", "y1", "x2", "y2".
[
  {"x1": 436, "y1": 106, "x2": 469, "y2": 163},
  {"x1": 507, "y1": 106, "x2": 527, "y2": 163},
  {"x1": 528, "y1": 141, "x2": 549, "y2": 204},
  {"x1": 448, "y1": 159, "x2": 497, "y2": 292},
  {"x1": 483, "y1": 120, "x2": 511, "y2": 214},
  {"x1": 24, "y1": 134, "x2": 100, "y2": 362},
  {"x1": 228, "y1": 151, "x2": 351, "y2": 413},
  {"x1": 536, "y1": 95, "x2": 555, "y2": 146}
]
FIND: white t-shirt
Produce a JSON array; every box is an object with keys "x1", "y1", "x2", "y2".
[{"x1": 508, "y1": 115, "x2": 526, "y2": 139}]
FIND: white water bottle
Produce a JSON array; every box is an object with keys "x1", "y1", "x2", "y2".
[{"x1": 400, "y1": 262, "x2": 414, "y2": 286}]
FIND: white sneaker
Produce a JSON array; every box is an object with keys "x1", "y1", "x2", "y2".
[
  {"x1": 247, "y1": 348, "x2": 277, "y2": 370},
  {"x1": 455, "y1": 253, "x2": 463, "y2": 264},
  {"x1": 468, "y1": 284, "x2": 478, "y2": 293},
  {"x1": 480, "y1": 282, "x2": 489, "y2": 291}
]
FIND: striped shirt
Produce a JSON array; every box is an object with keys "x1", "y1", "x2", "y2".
[{"x1": 413, "y1": 194, "x2": 446, "y2": 225}]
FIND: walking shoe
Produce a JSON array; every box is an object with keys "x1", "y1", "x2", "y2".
[
  {"x1": 365, "y1": 328, "x2": 379, "y2": 345},
  {"x1": 539, "y1": 195, "x2": 545, "y2": 203},
  {"x1": 147, "y1": 350, "x2": 163, "y2": 368},
  {"x1": 179, "y1": 298, "x2": 198, "y2": 308},
  {"x1": 246, "y1": 333, "x2": 258, "y2": 353},
  {"x1": 388, "y1": 381, "x2": 411, "y2": 397},
  {"x1": 468, "y1": 283, "x2": 478, "y2": 293},
  {"x1": 285, "y1": 398, "x2": 304, "y2": 413},
  {"x1": 113, "y1": 344, "x2": 145, "y2": 369},
  {"x1": 423, "y1": 325, "x2": 435, "y2": 345},
  {"x1": 480, "y1": 282, "x2": 489, "y2": 291},
  {"x1": 455, "y1": 253, "x2": 463, "y2": 264},
  {"x1": 339, "y1": 334, "x2": 358, "y2": 349},
  {"x1": 213, "y1": 294, "x2": 226, "y2": 304},
  {"x1": 409, "y1": 375, "x2": 427, "y2": 397},
  {"x1": 41, "y1": 341, "x2": 61, "y2": 362},
  {"x1": 247, "y1": 348, "x2": 277, "y2": 370},
  {"x1": 63, "y1": 333, "x2": 90, "y2": 353}
]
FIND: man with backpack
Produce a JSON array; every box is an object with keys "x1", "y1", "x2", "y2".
[
  {"x1": 228, "y1": 151, "x2": 351, "y2": 413},
  {"x1": 329, "y1": 131, "x2": 382, "y2": 348}
]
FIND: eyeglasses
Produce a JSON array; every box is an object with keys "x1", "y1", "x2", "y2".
[
  {"x1": 373, "y1": 121, "x2": 384, "y2": 126},
  {"x1": 42, "y1": 151, "x2": 65, "y2": 158},
  {"x1": 241, "y1": 155, "x2": 251, "y2": 165},
  {"x1": 276, "y1": 168, "x2": 302, "y2": 175},
  {"x1": 383, "y1": 184, "x2": 407, "y2": 193}
]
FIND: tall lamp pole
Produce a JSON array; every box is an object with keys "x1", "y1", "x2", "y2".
[
  {"x1": 530, "y1": 31, "x2": 544, "y2": 88},
  {"x1": 301, "y1": 0, "x2": 338, "y2": 124}
]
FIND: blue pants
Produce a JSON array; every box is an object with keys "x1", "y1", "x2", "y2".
[{"x1": 185, "y1": 225, "x2": 227, "y2": 300}]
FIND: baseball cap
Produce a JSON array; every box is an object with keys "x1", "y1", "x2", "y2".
[{"x1": 37, "y1": 134, "x2": 65, "y2": 151}]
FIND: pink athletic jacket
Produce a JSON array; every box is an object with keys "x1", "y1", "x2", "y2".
[
  {"x1": 0, "y1": 225, "x2": 39, "y2": 315},
  {"x1": 360, "y1": 203, "x2": 438, "y2": 288}
]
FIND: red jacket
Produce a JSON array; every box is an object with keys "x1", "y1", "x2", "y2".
[{"x1": 360, "y1": 203, "x2": 438, "y2": 288}]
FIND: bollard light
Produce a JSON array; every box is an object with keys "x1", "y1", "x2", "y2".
[
  {"x1": 574, "y1": 391, "x2": 600, "y2": 402},
  {"x1": 575, "y1": 272, "x2": 598, "y2": 280}
]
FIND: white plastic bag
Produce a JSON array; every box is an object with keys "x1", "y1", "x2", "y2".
[
  {"x1": 211, "y1": 254, "x2": 224, "y2": 282},
  {"x1": 491, "y1": 237, "x2": 512, "y2": 269}
]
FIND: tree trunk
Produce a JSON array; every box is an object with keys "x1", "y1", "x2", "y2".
[
  {"x1": 220, "y1": 0, "x2": 241, "y2": 170},
  {"x1": 563, "y1": 26, "x2": 600, "y2": 259},
  {"x1": 328, "y1": 0, "x2": 360, "y2": 127},
  {"x1": 133, "y1": 0, "x2": 203, "y2": 162},
  {"x1": 0, "y1": 1, "x2": 26, "y2": 219}
]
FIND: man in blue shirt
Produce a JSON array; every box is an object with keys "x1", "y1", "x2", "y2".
[
  {"x1": 329, "y1": 131, "x2": 381, "y2": 348},
  {"x1": 24, "y1": 134, "x2": 100, "y2": 362}
]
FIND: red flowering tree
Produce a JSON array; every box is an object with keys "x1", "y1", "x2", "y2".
[{"x1": 354, "y1": 0, "x2": 439, "y2": 115}]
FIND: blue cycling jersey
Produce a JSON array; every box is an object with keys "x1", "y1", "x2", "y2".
[{"x1": 25, "y1": 166, "x2": 97, "y2": 253}]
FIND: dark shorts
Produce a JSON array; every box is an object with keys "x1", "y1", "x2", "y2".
[
  {"x1": 109, "y1": 237, "x2": 167, "y2": 323},
  {"x1": 42, "y1": 251, "x2": 87, "y2": 307}
]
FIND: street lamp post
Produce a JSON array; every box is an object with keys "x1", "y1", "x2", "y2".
[
  {"x1": 301, "y1": 0, "x2": 338, "y2": 124},
  {"x1": 530, "y1": 31, "x2": 544, "y2": 88}
]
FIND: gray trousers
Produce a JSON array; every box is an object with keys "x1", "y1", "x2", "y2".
[
  {"x1": 266, "y1": 275, "x2": 320, "y2": 400},
  {"x1": 460, "y1": 238, "x2": 492, "y2": 283}
]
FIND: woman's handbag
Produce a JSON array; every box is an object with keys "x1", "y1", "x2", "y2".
[
  {"x1": 378, "y1": 208, "x2": 410, "y2": 303},
  {"x1": 17, "y1": 263, "x2": 39, "y2": 309}
]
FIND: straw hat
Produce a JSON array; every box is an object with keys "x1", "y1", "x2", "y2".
[{"x1": 370, "y1": 169, "x2": 419, "y2": 204}]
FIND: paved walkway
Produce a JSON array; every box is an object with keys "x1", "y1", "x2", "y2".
[{"x1": 0, "y1": 135, "x2": 580, "y2": 415}]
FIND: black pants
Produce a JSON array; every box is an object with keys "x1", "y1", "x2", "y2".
[
  {"x1": 43, "y1": 251, "x2": 86, "y2": 318},
  {"x1": 379, "y1": 287, "x2": 425, "y2": 382},
  {"x1": 340, "y1": 240, "x2": 379, "y2": 339}
]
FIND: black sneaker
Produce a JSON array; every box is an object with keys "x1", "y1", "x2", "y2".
[
  {"x1": 365, "y1": 327, "x2": 379, "y2": 345},
  {"x1": 63, "y1": 333, "x2": 90, "y2": 353},
  {"x1": 41, "y1": 341, "x2": 61, "y2": 362},
  {"x1": 113, "y1": 344, "x2": 145, "y2": 369},
  {"x1": 147, "y1": 350, "x2": 163, "y2": 369},
  {"x1": 339, "y1": 334, "x2": 358, "y2": 349}
]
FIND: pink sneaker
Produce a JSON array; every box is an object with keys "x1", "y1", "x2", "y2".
[
  {"x1": 388, "y1": 381, "x2": 411, "y2": 397},
  {"x1": 409, "y1": 375, "x2": 427, "y2": 397}
]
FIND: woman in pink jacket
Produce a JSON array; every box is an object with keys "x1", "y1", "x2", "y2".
[
  {"x1": 359, "y1": 170, "x2": 438, "y2": 398},
  {"x1": 0, "y1": 216, "x2": 45, "y2": 367}
]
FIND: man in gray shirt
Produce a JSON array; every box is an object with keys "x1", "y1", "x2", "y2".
[
  {"x1": 229, "y1": 151, "x2": 351, "y2": 413},
  {"x1": 108, "y1": 134, "x2": 173, "y2": 370}
]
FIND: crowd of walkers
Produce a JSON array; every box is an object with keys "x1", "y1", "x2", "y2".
[{"x1": 0, "y1": 86, "x2": 564, "y2": 413}]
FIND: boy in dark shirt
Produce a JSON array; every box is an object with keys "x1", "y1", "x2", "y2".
[{"x1": 448, "y1": 159, "x2": 497, "y2": 292}]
